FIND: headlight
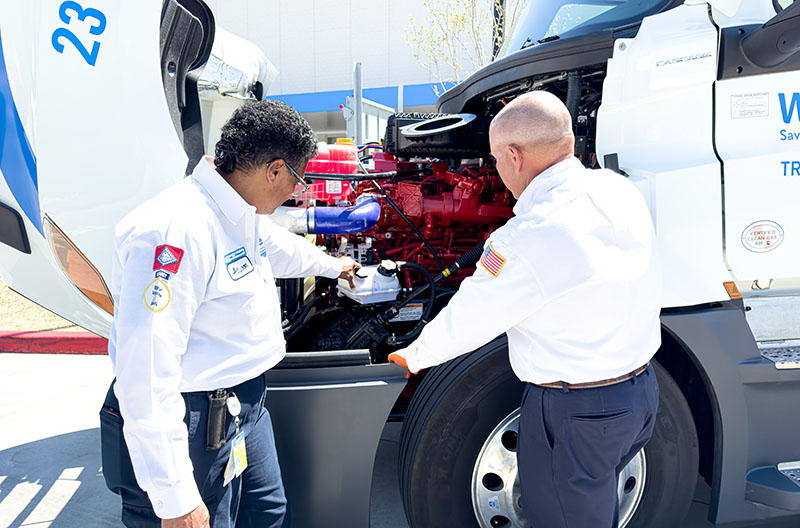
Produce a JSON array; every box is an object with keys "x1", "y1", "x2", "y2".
[{"x1": 44, "y1": 215, "x2": 114, "y2": 315}]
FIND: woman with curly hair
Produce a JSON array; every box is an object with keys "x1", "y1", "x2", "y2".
[{"x1": 101, "y1": 100, "x2": 359, "y2": 528}]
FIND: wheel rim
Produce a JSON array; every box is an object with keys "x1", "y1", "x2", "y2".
[{"x1": 471, "y1": 409, "x2": 646, "y2": 528}]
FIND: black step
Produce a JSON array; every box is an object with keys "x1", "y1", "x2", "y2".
[{"x1": 746, "y1": 464, "x2": 800, "y2": 511}]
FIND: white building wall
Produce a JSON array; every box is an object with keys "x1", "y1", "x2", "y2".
[{"x1": 204, "y1": 0, "x2": 436, "y2": 96}]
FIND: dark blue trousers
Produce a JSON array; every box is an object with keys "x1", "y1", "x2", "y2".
[
  {"x1": 100, "y1": 373, "x2": 288, "y2": 528},
  {"x1": 518, "y1": 365, "x2": 659, "y2": 528}
]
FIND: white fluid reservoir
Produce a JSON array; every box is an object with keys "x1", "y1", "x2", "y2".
[{"x1": 338, "y1": 263, "x2": 401, "y2": 304}]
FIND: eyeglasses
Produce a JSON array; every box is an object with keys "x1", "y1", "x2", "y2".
[
  {"x1": 269, "y1": 158, "x2": 310, "y2": 197},
  {"x1": 285, "y1": 161, "x2": 310, "y2": 197}
]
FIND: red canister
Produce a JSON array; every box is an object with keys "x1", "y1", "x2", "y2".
[{"x1": 301, "y1": 139, "x2": 357, "y2": 204}]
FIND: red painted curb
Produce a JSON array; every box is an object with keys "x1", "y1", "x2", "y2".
[{"x1": 0, "y1": 330, "x2": 108, "y2": 355}]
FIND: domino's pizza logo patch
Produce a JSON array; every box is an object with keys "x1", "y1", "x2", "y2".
[{"x1": 153, "y1": 244, "x2": 185, "y2": 274}]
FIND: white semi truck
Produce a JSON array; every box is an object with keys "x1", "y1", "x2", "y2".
[{"x1": 0, "y1": 1, "x2": 799, "y2": 527}]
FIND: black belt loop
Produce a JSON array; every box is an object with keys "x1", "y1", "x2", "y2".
[
  {"x1": 561, "y1": 381, "x2": 570, "y2": 393},
  {"x1": 630, "y1": 369, "x2": 638, "y2": 384}
]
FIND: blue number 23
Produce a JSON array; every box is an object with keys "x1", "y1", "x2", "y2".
[{"x1": 51, "y1": 1, "x2": 107, "y2": 67}]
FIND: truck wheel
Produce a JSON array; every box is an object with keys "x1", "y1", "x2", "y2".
[{"x1": 399, "y1": 340, "x2": 699, "y2": 528}]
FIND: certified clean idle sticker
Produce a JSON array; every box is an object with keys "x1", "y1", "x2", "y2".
[{"x1": 741, "y1": 220, "x2": 784, "y2": 252}]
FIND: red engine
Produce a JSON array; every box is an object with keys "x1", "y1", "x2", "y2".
[{"x1": 333, "y1": 152, "x2": 514, "y2": 283}]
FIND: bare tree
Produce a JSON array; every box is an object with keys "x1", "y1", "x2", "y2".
[{"x1": 406, "y1": 0, "x2": 526, "y2": 94}]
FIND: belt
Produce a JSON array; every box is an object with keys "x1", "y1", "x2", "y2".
[{"x1": 537, "y1": 363, "x2": 649, "y2": 390}]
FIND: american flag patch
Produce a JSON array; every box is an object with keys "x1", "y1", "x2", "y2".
[{"x1": 480, "y1": 243, "x2": 506, "y2": 277}]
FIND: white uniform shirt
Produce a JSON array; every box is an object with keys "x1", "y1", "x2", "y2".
[
  {"x1": 108, "y1": 157, "x2": 343, "y2": 519},
  {"x1": 402, "y1": 157, "x2": 662, "y2": 384}
]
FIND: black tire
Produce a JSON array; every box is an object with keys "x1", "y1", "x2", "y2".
[
  {"x1": 626, "y1": 361, "x2": 699, "y2": 528},
  {"x1": 399, "y1": 341, "x2": 699, "y2": 528}
]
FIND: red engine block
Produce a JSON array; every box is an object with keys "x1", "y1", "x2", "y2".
[{"x1": 347, "y1": 153, "x2": 514, "y2": 282}]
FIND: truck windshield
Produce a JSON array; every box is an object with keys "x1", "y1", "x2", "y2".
[{"x1": 497, "y1": 0, "x2": 670, "y2": 59}]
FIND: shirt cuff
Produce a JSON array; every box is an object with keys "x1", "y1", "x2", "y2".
[
  {"x1": 403, "y1": 343, "x2": 425, "y2": 374},
  {"x1": 321, "y1": 255, "x2": 344, "y2": 279},
  {"x1": 148, "y1": 478, "x2": 203, "y2": 519}
]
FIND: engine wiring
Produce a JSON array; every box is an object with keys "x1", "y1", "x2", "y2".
[
  {"x1": 369, "y1": 178, "x2": 447, "y2": 274},
  {"x1": 385, "y1": 261, "x2": 436, "y2": 345}
]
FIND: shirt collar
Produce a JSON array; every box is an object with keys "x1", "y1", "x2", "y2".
[
  {"x1": 192, "y1": 157, "x2": 254, "y2": 224},
  {"x1": 512, "y1": 157, "x2": 582, "y2": 216}
]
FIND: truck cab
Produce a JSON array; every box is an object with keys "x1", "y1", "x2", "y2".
[{"x1": 1, "y1": 1, "x2": 800, "y2": 527}]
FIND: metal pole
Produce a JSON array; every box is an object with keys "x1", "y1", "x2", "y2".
[
  {"x1": 397, "y1": 84, "x2": 404, "y2": 113},
  {"x1": 492, "y1": 0, "x2": 505, "y2": 60},
  {"x1": 354, "y1": 62, "x2": 363, "y2": 145}
]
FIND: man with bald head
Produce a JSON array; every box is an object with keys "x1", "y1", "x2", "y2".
[{"x1": 389, "y1": 91, "x2": 662, "y2": 527}]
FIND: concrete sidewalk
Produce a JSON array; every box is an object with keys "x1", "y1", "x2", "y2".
[
  {"x1": 0, "y1": 352, "x2": 717, "y2": 528},
  {"x1": 0, "y1": 353, "x2": 410, "y2": 528},
  {"x1": 0, "y1": 353, "x2": 120, "y2": 527}
]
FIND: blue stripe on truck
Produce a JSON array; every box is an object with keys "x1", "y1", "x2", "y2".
[{"x1": 0, "y1": 28, "x2": 42, "y2": 235}]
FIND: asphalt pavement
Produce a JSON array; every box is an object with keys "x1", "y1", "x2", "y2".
[{"x1": 0, "y1": 353, "x2": 716, "y2": 528}]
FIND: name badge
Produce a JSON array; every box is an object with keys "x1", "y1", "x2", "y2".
[
  {"x1": 223, "y1": 432, "x2": 248, "y2": 486},
  {"x1": 224, "y1": 247, "x2": 254, "y2": 281}
]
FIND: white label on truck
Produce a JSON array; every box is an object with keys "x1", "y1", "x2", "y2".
[
  {"x1": 741, "y1": 220, "x2": 784, "y2": 252},
  {"x1": 326, "y1": 180, "x2": 342, "y2": 194},
  {"x1": 731, "y1": 93, "x2": 769, "y2": 119},
  {"x1": 389, "y1": 303, "x2": 424, "y2": 322}
]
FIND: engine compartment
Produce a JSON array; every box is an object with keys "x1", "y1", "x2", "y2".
[
  {"x1": 279, "y1": 151, "x2": 511, "y2": 362},
  {"x1": 278, "y1": 65, "x2": 608, "y2": 365}
]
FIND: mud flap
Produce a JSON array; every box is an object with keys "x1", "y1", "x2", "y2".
[{"x1": 265, "y1": 362, "x2": 408, "y2": 528}]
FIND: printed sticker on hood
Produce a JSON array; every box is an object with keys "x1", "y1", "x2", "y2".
[{"x1": 741, "y1": 220, "x2": 784, "y2": 253}]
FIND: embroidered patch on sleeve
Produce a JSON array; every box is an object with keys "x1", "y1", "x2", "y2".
[
  {"x1": 143, "y1": 278, "x2": 171, "y2": 312},
  {"x1": 153, "y1": 244, "x2": 184, "y2": 274},
  {"x1": 480, "y1": 243, "x2": 506, "y2": 277}
]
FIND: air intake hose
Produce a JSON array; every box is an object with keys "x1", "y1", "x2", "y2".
[
  {"x1": 269, "y1": 196, "x2": 380, "y2": 235},
  {"x1": 312, "y1": 195, "x2": 380, "y2": 234}
]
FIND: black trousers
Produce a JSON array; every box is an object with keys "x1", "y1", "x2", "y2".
[
  {"x1": 99, "y1": 374, "x2": 288, "y2": 528},
  {"x1": 518, "y1": 365, "x2": 659, "y2": 528}
]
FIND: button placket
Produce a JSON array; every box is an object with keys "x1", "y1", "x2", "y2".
[{"x1": 244, "y1": 209, "x2": 258, "y2": 259}]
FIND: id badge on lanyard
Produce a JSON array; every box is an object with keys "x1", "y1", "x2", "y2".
[{"x1": 223, "y1": 393, "x2": 248, "y2": 486}]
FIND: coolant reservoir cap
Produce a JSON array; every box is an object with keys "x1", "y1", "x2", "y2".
[{"x1": 377, "y1": 260, "x2": 398, "y2": 277}]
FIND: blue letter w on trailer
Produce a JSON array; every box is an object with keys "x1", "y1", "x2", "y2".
[{"x1": 779, "y1": 93, "x2": 800, "y2": 123}]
